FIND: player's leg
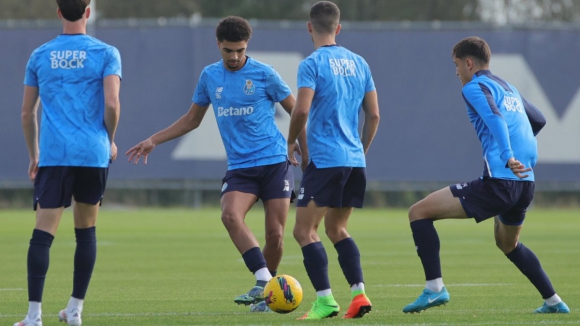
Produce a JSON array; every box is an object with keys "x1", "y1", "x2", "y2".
[
  {"x1": 15, "y1": 167, "x2": 69, "y2": 326},
  {"x1": 59, "y1": 167, "x2": 106, "y2": 326},
  {"x1": 221, "y1": 190, "x2": 270, "y2": 305},
  {"x1": 403, "y1": 186, "x2": 466, "y2": 313},
  {"x1": 259, "y1": 161, "x2": 294, "y2": 277},
  {"x1": 494, "y1": 181, "x2": 569, "y2": 313},
  {"x1": 294, "y1": 164, "x2": 344, "y2": 320}
]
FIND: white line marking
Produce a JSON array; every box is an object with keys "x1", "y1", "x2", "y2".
[{"x1": 0, "y1": 288, "x2": 24, "y2": 291}]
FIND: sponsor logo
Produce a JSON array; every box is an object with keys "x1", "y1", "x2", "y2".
[
  {"x1": 217, "y1": 106, "x2": 254, "y2": 117},
  {"x1": 243, "y1": 79, "x2": 255, "y2": 95},
  {"x1": 428, "y1": 294, "x2": 445, "y2": 304},
  {"x1": 504, "y1": 95, "x2": 524, "y2": 113},
  {"x1": 221, "y1": 182, "x2": 228, "y2": 192},
  {"x1": 455, "y1": 182, "x2": 468, "y2": 190},
  {"x1": 50, "y1": 50, "x2": 86, "y2": 69},
  {"x1": 283, "y1": 180, "x2": 290, "y2": 192},
  {"x1": 329, "y1": 58, "x2": 356, "y2": 76},
  {"x1": 215, "y1": 87, "x2": 223, "y2": 99},
  {"x1": 298, "y1": 187, "x2": 304, "y2": 200}
]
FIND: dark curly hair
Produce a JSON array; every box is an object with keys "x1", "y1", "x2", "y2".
[
  {"x1": 56, "y1": 0, "x2": 90, "y2": 22},
  {"x1": 452, "y1": 36, "x2": 491, "y2": 65},
  {"x1": 216, "y1": 16, "x2": 252, "y2": 42}
]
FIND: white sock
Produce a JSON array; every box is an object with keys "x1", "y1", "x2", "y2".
[
  {"x1": 66, "y1": 296, "x2": 84, "y2": 312},
  {"x1": 316, "y1": 289, "x2": 332, "y2": 297},
  {"x1": 350, "y1": 282, "x2": 365, "y2": 292},
  {"x1": 27, "y1": 301, "x2": 41, "y2": 319},
  {"x1": 545, "y1": 294, "x2": 562, "y2": 306},
  {"x1": 425, "y1": 278, "x2": 444, "y2": 292},
  {"x1": 254, "y1": 267, "x2": 272, "y2": 282}
]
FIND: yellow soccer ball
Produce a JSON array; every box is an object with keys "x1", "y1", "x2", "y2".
[{"x1": 264, "y1": 274, "x2": 303, "y2": 313}]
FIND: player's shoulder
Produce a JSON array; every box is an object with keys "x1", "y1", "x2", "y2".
[
  {"x1": 201, "y1": 61, "x2": 223, "y2": 74},
  {"x1": 245, "y1": 57, "x2": 277, "y2": 74}
]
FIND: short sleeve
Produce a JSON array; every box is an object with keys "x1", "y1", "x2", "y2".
[
  {"x1": 265, "y1": 69, "x2": 292, "y2": 102},
  {"x1": 192, "y1": 70, "x2": 211, "y2": 106},
  {"x1": 364, "y1": 62, "x2": 376, "y2": 92},
  {"x1": 24, "y1": 50, "x2": 39, "y2": 87},
  {"x1": 103, "y1": 46, "x2": 122, "y2": 79},
  {"x1": 297, "y1": 58, "x2": 317, "y2": 91}
]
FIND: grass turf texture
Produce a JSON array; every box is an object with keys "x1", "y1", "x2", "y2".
[{"x1": 1, "y1": 207, "x2": 579, "y2": 325}]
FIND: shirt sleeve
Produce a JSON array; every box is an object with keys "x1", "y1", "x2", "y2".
[
  {"x1": 192, "y1": 70, "x2": 211, "y2": 106},
  {"x1": 24, "y1": 50, "x2": 39, "y2": 87},
  {"x1": 462, "y1": 82, "x2": 514, "y2": 164},
  {"x1": 265, "y1": 69, "x2": 292, "y2": 103},
  {"x1": 521, "y1": 96, "x2": 546, "y2": 136},
  {"x1": 364, "y1": 62, "x2": 376, "y2": 93},
  {"x1": 103, "y1": 46, "x2": 122, "y2": 79},
  {"x1": 297, "y1": 58, "x2": 317, "y2": 91}
]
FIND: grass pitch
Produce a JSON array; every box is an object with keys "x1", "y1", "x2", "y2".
[{"x1": 1, "y1": 207, "x2": 579, "y2": 325}]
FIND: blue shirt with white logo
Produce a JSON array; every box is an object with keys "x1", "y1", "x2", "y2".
[
  {"x1": 193, "y1": 57, "x2": 292, "y2": 170},
  {"x1": 297, "y1": 45, "x2": 375, "y2": 168},
  {"x1": 24, "y1": 34, "x2": 122, "y2": 167},
  {"x1": 461, "y1": 70, "x2": 545, "y2": 181}
]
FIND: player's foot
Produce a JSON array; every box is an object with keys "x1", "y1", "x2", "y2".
[
  {"x1": 297, "y1": 296, "x2": 340, "y2": 320},
  {"x1": 343, "y1": 293, "x2": 372, "y2": 318},
  {"x1": 534, "y1": 301, "x2": 570, "y2": 314},
  {"x1": 403, "y1": 287, "x2": 450, "y2": 313},
  {"x1": 250, "y1": 301, "x2": 273, "y2": 313},
  {"x1": 58, "y1": 309, "x2": 82, "y2": 326},
  {"x1": 13, "y1": 314, "x2": 42, "y2": 326},
  {"x1": 234, "y1": 286, "x2": 265, "y2": 305}
]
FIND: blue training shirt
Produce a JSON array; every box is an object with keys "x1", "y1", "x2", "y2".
[
  {"x1": 461, "y1": 70, "x2": 546, "y2": 181},
  {"x1": 24, "y1": 34, "x2": 122, "y2": 168},
  {"x1": 297, "y1": 45, "x2": 375, "y2": 168},
  {"x1": 193, "y1": 56, "x2": 292, "y2": 170}
]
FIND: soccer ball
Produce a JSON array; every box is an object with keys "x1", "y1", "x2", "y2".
[{"x1": 264, "y1": 274, "x2": 303, "y2": 313}]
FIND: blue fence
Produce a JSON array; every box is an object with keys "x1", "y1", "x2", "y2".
[{"x1": 1, "y1": 20, "x2": 579, "y2": 190}]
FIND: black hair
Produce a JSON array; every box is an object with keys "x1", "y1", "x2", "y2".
[{"x1": 216, "y1": 16, "x2": 252, "y2": 42}]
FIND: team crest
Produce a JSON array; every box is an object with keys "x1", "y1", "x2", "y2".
[
  {"x1": 215, "y1": 87, "x2": 223, "y2": 99},
  {"x1": 243, "y1": 80, "x2": 255, "y2": 95}
]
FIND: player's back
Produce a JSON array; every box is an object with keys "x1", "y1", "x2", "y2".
[
  {"x1": 25, "y1": 34, "x2": 121, "y2": 167},
  {"x1": 298, "y1": 45, "x2": 375, "y2": 168},
  {"x1": 463, "y1": 70, "x2": 538, "y2": 181}
]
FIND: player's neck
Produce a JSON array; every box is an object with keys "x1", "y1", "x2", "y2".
[
  {"x1": 61, "y1": 21, "x2": 87, "y2": 35},
  {"x1": 313, "y1": 35, "x2": 336, "y2": 50}
]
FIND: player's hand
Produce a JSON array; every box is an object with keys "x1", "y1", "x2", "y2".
[
  {"x1": 28, "y1": 159, "x2": 39, "y2": 181},
  {"x1": 287, "y1": 142, "x2": 299, "y2": 166},
  {"x1": 126, "y1": 138, "x2": 156, "y2": 165},
  {"x1": 508, "y1": 157, "x2": 531, "y2": 179},
  {"x1": 110, "y1": 142, "x2": 118, "y2": 162}
]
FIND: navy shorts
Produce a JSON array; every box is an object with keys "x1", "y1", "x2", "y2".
[
  {"x1": 221, "y1": 160, "x2": 295, "y2": 202},
  {"x1": 449, "y1": 177, "x2": 535, "y2": 226},
  {"x1": 33, "y1": 166, "x2": 109, "y2": 210},
  {"x1": 297, "y1": 162, "x2": 366, "y2": 208}
]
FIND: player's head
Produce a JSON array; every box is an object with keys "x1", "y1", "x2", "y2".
[
  {"x1": 216, "y1": 16, "x2": 252, "y2": 71},
  {"x1": 308, "y1": 1, "x2": 341, "y2": 35},
  {"x1": 452, "y1": 36, "x2": 491, "y2": 85},
  {"x1": 56, "y1": 0, "x2": 90, "y2": 22}
]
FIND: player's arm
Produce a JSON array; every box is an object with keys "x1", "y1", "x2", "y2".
[
  {"x1": 126, "y1": 103, "x2": 209, "y2": 164},
  {"x1": 104, "y1": 74, "x2": 121, "y2": 161},
  {"x1": 462, "y1": 84, "x2": 513, "y2": 164},
  {"x1": 279, "y1": 94, "x2": 308, "y2": 166},
  {"x1": 521, "y1": 96, "x2": 546, "y2": 136},
  {"x1": 360, "y1": 90, "x2": 380, "y2": 154},
  {"x1": 21, "y1": 86, "x2": 40, "y2": 181},
  {"x1": 287, "y1": 87, "x2": 313, "y2": 167}
]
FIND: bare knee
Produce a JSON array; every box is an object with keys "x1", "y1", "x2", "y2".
[
  {"x1": 408, "y1": 202, "x2": 427, "y2": 222},
  {"x1": 265, "y1": 229, "x2": 283, "y2": 249},
  {"x1": 325, "y1": 227, "x2": 348, "y2": 244},
  {"x1": 221, "y1": 211, "x2": 242, "y2": 230},
  {"x1": 495, "y1": 236, "x2": 518, "y2": 254}
]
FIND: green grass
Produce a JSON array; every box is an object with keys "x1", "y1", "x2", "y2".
[{"x1": 1, "y1": 207, "x2": 579, "y2": 325}]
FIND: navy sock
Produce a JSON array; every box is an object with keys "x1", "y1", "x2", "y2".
[
  {"x1": 301, "y1": 242, "x2": 330, "y2": 291},
  {"x1": 269, "y1": 270, "x2": 277, "y2": 277},
  {"x1": 27, "y1": 229, "x2": 54, "y2": 302},
  {"x1": 72, "y1": 227, "x2": 97, "y2": 300},
  {"x1": 334, "y1": 237, "x2": 364, "y2": 286},
  {"x1": 506, "y1": 242, "x2": 556, "y2": 299},
  {"x1": 410, "y1": 219, "x2": 442, "y2": 280},
  {"x1": 242, "y1": 247, "x2": 267, "y2": 274}
]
